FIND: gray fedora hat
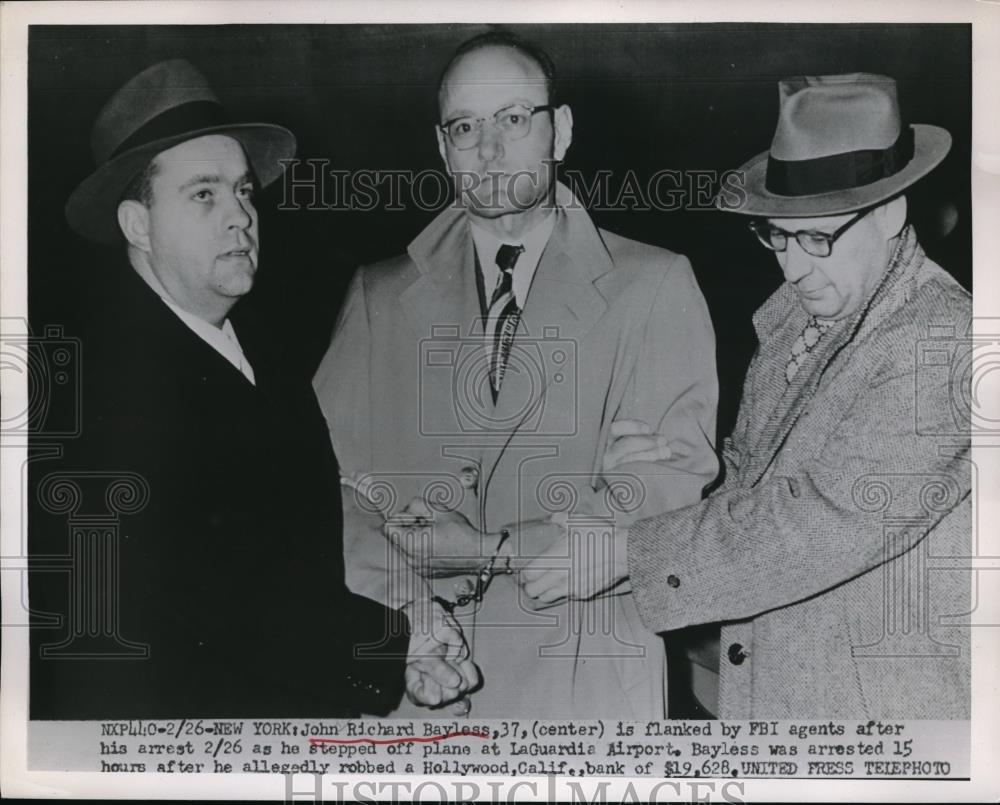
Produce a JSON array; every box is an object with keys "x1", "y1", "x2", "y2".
[
  {"x1": 717, "y1": 73, "x2": 951, "y2": 217},
  {"x1": 66, "y1": 59, "x2": 297, "y2": 243}
]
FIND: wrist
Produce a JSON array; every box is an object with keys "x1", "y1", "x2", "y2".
[
  {"x1": 400, "y1": 596, "x2": 437, "y2": 626},
  {"x1": 480, "y1": 529, "x2": 514, "y2": 576},
  {"x1": 492, "y1": 527, "x2": 514, "y2": 557}
]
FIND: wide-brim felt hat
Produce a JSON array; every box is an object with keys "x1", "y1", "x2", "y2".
[
  {"x1": 717, "y1": 73, "x2": 951, "y2": 217},
  {"x1": 66, "y1": 59, "x2": 297, "y2": 243}
]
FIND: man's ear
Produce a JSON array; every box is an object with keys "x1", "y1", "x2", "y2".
[
  {"x1": 552, "y1": 104, "x2": 573, "y2": 162},
  {"x1": 117, "y1": 200, "x2": 151, "y2": 252},
  {"x1": 877, "y1": 195, "x2": 908, "y2": 239},
  {"x1": 435, "y1": 125, "x2": 451, "y2": 173}
]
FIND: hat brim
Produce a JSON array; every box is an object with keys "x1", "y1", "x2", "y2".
[
  {"x1": 65, "y1": 123, "x2": 297, "y2": 243},
  {"x1": 717, "y1": 124, "x2": 952, "y2": 217}
]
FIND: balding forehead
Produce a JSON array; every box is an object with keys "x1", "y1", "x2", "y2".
[{"x1": 439, "y1": 45, "x2": 549, "y2": 107}]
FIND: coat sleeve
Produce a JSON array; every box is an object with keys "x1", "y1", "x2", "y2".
[
  {"x1": 719, "y1": 347, "x2": 758, "y2": 483},
  {"x1": 580, "y1": 255, "x2": 720, "y2": 526},
  {"x1": 313, "y1": 269, "x2": 433, "y2": 611},
  {"x1": 314, "y1": 270, "x2": 373, "y2": 470},
  {"x1": 626, "y1": 316, "x2": 970, "y2": 633}
]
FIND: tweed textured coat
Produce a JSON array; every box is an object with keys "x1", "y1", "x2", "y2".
[
  {"x1": 629, "y1": 226, "x2": 971, "y2": 718},
  {"x1": 314, "y1": 182, "x2": 719, "y2": 718}
]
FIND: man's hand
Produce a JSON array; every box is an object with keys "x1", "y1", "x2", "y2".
[
  {"x1": 403, "y1": 599, "x2": 480, "y2": 707},
  {"x1": 603, "y1": 419, "x2": 672, "y2": 473},
  {"x1": 520, "y1": 519, "x2": 630, "y2": 609},
  {"x1": 501, "y1": 517, "x2": 565, "y2": 566},
  {"x1": 386, "y1": 498, "x2": 493, "y2": 577}
]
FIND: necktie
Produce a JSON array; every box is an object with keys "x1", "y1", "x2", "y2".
[
  {"x1": 785, "y1": 316, "x2": 833, "y2": 383},
  {"x1": 486, "y1": 243, "x2": 525, "y2": 401}
]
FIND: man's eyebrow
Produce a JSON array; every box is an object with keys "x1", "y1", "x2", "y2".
[
  {"x1": 442, "y1": 100, "x2": 537, "y2": 121},
  {"x1": 178, "y1": 172, "x2": 254, "y2": 192},
  {"x1": 178, "y1": 173, "x2": 223, "y2": 192}
]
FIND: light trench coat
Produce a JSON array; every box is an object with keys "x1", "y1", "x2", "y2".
[{"x1": 314, "y1": 183, "x2": 719, "y2": 718}]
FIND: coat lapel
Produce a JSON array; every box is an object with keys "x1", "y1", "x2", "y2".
[
  {"x1": 517, "y1": 200, "x2": 611, "y2": 344},
  {"x1": 482, "y1": 185, "x2": 613, "y2": 495},
  {"x1": 742, "y1": 227, "x2": 924, "y2": 487},
  {"x1": 400, "y1": 207, "x2": 483, "y2": 342},
  {"x1": 229, "y1": 303, "x2": 297, "y2": 412},
  {"x1": 399, "y1": 185, "x2": 617, "y2": 507},
  {"x1": 394, "y1": 207, "x2": 494, "y2": 503},
  {"x1": 743, "y1": 309, "x2": 843, "y2": 486},
  {"x1": 111, "y1": 261, "x2": 265, "y2": 407}
]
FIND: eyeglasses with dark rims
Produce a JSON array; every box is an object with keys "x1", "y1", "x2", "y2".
[
  {"x1": 439, "y1": 103, "x2": 555, "y2": 150},
  {"x1": 748, "y1": 209, "x2": 870, "y2": 258}
]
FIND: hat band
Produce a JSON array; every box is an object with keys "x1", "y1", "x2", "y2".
[
  {"x1": 110, "y1": 100, "x2": 231, "y2": 160},
  {"x1": 765, "y1": 125, "x2": 915, "y2": 197}
]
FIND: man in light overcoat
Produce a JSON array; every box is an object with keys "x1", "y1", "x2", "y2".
[{"x1": 314, "y1": 31, "x2": 719, "y2": 718}]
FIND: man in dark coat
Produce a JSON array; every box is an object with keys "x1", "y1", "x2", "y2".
[{"x1": 29, "y1": 59, "x2": 477, "y2": 719}]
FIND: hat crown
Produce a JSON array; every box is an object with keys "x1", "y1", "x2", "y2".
[
  {"x1": 90, "y1": 59, "x2": 219, "y2": 166},
  {"x1": 770, "y1": 73, "x2": 902, "y2": 162}
]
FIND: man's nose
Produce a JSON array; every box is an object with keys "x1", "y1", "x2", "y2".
[
  {"x1": 779, "y1": 240, "x2": 813, "y2": 284},
  {"x1": 477, "y1": 122, "x2": 505, "y2": 162},
  {"x1": 224, "y1": 192, "x2": 254, "y2": 230}
]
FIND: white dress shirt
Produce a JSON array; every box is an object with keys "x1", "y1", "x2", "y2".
[{"x1": 469, "y1": 210, "x2": 557, "y2": 309}]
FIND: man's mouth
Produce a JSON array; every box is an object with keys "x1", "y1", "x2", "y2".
[
  {"x1": 797, "y1": 285, "x2": 827, "y2": 298},
  {"x1": 473, "y1": 172, "x2": 508, "y2": 184},
  {"x1": 221, "y1": 248, "x2": 252, "y2": 259}
]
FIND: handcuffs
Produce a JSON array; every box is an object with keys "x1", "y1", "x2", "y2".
[{"x1": 431, "y1": 528, "x2": 513, "y2": 614}]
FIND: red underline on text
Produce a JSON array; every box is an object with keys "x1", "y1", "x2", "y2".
[{"x1": 308, "y1": 731, "x2": 489, "y2": 747}]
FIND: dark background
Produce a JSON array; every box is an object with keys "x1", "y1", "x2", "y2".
[{"x1": 28, "y1": 23, "x2": 971, "y2": 440}]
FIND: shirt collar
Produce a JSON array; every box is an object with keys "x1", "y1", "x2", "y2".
[
  {"x1": 158, "y1": 295, "x2": 256, "y2": 386},
  {"x1": 469, "y1": 210, "x2": 557, "y2": 308},
  {"x1": 129, "y1": 261, "x2": 256, "y2": 385}
]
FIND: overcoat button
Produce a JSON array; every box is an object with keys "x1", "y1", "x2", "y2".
[
  {"x1": 728, "y1": 643, "x2": 749, "y2": 665},
  {"x1": 666, "y1": 574, "x2": 680, "y2": 589}
]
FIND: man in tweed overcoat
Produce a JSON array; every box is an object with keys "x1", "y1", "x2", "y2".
[{"x1": 521, "y1": 73, "x2": 971, "y2": 719}]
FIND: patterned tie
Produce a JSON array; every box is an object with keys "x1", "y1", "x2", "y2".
[
  {"x1": 486, "y1": 243, "x2": 525, "y2": 401},
  {"x1": 785, "y1": 316, "x2": 834, "y2": 383}
]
